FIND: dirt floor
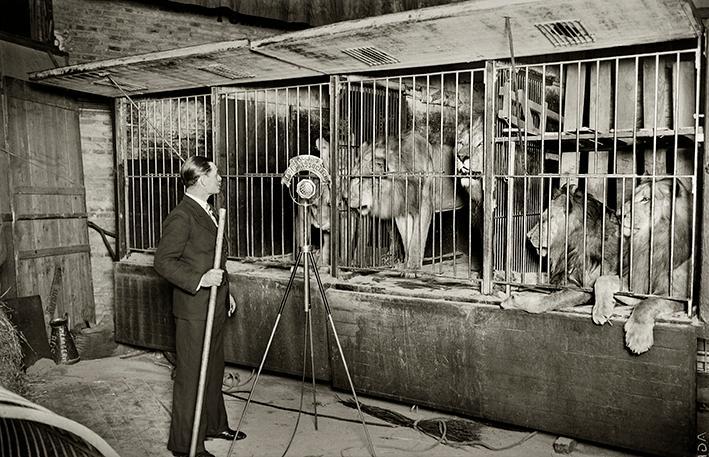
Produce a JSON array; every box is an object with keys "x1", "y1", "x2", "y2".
[{"x1": 24, "y1": 354, "x2": 644, "y2": 457}]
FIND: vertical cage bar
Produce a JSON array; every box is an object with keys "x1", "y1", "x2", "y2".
[{"x1": 482, "y1": 61, "x2": 496, "y2": 294}]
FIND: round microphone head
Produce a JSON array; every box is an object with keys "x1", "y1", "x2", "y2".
[{"x1": 296, "y1": 178, "x2": 317, "y2": 201}]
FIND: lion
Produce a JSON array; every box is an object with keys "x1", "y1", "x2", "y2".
[
  {"x1": 311, "y1": 137, "x2": 332, "y2": 233},
  {"x1": 592, "y1": 178, "x2": 692, "y2": 354},
  {"x1": 454, "y1": 116, "x2": 484, "y2": 214},
  {"x1": 346, "y1": 131, "x2": 443, "y2": 275},
  {"x1": 501, "y1": 184, "x2": 621, "y2": 313}
]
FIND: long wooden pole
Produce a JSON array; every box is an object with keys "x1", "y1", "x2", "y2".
[{"x1": 189, "y1": 208, "x2": 227, "y2": 457}]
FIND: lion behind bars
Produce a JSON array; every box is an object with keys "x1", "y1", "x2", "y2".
[
  {"x1": 346, "y1": 132, "x2": 438, "y2": 275},
  {"x1": 593, "y1": 178, "x2": 693, "y2": 354}
]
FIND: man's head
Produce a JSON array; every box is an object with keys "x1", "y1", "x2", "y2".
[{"x1": 181, "y1": 156, "x2": 221, "y2": 198}]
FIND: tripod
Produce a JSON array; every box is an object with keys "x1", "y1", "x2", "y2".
[{"x1": 226, "y1": 203, "x2": 377, "y2": 457}]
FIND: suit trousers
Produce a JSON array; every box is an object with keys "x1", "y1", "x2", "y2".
[{"x1": 168, "y1": 315, "x2": 228, "y2": 454}]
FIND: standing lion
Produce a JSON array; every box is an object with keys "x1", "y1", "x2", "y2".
[{"x1": 346, "y1": 131, "x2": 436, "y2": 275}]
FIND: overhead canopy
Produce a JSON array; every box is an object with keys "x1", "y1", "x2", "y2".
[
  {"x1": 30, "y1": 0, "x2": 700, "y2": 97},
  {"x1": 252, "y1": 0, "x2": 701, "y2": 73},
  {"x1": 29, "y1": 40, "x2": 324, "y2": 97}
]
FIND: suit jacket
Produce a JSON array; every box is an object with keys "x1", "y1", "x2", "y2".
[{"x1": 154, "y1": 196, "x2": 229, "y2": 321}]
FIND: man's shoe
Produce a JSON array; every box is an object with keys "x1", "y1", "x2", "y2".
[
  {"x1": 206, "y1": 428, "x2": 247, "y2": 441},
  {"x1": 172, "y1": 451, "x2": 215, "y2": 457}
]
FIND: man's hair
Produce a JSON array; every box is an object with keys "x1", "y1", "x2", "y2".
[{"x1": 181, "y1": 156, "x2": 212, "y2": 188}]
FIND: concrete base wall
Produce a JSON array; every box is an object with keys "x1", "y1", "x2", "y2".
[
  {"x1": 326, "y1": 289, "x2": 695, "y2": 457},
  {"x1": 115, "y1": 259, "x2": 696, "y2": 457}
]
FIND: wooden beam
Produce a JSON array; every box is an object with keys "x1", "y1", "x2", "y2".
[
  {"x1": 18, "y1": 245, "x2": 90, "y2": 260},
  {"x1": 115, "y1": 99, "x2": 129, "y2": 260},
  {"x1": 699, "y1": 22, "x2": 709, "y2": 323},
  {"x1": 30, "y1": 40, "x2": 250, "y2": 80},
  {"x1": 13, "y1": 186, "x2": 85, "y2": 195},
  {"x1": 14, "y1": 213, "x2": 88, "y2": 221}
]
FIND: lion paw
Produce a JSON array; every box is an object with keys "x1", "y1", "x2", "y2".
[
  {"x1": 592, "y1": 275, "x2": 620, "y2": 325},
  {"x1": 624, "y1": 314, "x2": 654, "y2": 355},
  {"x1": 500, "y1": 295, "x2": 516, "y2": 310},
  {"x1": 403, "y1": 270, "x2": 418, "y2": 279},
  {"x1": 500, "y1": 292, "x2": 546, "y2": 314}
]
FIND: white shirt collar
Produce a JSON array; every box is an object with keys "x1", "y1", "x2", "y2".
[
  {"x1": 185, "y1": 192, "x2": 217, "y2": 225},
  {"x1": 185, "y1": 192, "x2": 209, "y2": 209}
]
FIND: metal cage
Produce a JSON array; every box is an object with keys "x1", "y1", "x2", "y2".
[
  {"x1": 332, "y1": 70, "x2": 486, "y2": 282},
  {"x1": 117, "y1": 40, "x2": 702, "y2": 318},
  {"x1": 491, "y1": 42, "x2": 701, "y2": 311},
  {"x1": 122, "y1": 94, "x2": 212, "y2": 252},
  {"x1": 212, "y1": 83, "x2": 331, "y2": 264}
]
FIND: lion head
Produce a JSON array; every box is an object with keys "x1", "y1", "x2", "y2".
[
  {"x1": 454, "y1": 116, "x2": 484, "y2": 192},
  {"x1": 309, "y1": 137, "x2": 331, "y2": 230},
  {"x1": 346, "y1": 133, "x2": 432, "y2": 220},
  {"x1": 621, "y1": 178, "x2": 691, "y2": 240},
  {"x1": 621, "y1": 178, "x2": 692, "y2": 295},
  {"x1": 527, "y1": 184, "x2": 620, "y2": 287}
]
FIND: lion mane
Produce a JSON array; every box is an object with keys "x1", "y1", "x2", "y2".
[
  {"x1": 621, "y1": 178, "x2": 692, "y2": 296},
  {"x1": 529, "y1": 184, "x2": 621, "y2": 288},
  {"x1": 455, "y1": 116, "x2": 484, "y2": 217},
  {"x1": 502, "y1": 184, "x2": 621, "y2": 314}
]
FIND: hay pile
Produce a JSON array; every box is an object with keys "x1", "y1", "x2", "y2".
[{"x1": 0, "y1": 303, "x2": 27, "y2": 395}]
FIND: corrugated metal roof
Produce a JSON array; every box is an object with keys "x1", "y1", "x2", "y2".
[{"x1": 29, "y1": 0, "x2": 700, "y2": 97}]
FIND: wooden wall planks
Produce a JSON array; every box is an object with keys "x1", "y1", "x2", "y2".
[{"x1": 3, "y1": 78, "x2": 95, "y2": 327}]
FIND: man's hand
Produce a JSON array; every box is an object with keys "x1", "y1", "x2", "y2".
[
  {"x1": 198, "y1": 268, "x2": 224, "y2": 288},
  {"x1": 228, "y1": 294, "x2": 236, "y2": 317}
]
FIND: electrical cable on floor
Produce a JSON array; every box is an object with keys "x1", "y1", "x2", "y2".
[
  {"x1": 150, "y1": 355, "x2": 391, "y2": 428},
  {"x1": 152, "y1": 356, "x2": 535, "y2": 453},
  {"x1": 221, "y1": 391, "x2": 393, "y2": 428},
  {"x1": 154, "y1": 355, "x2": 533, "y2": 452},
  {"x1": 277, "y1": 327, "x2": 310, "y2": 457}
]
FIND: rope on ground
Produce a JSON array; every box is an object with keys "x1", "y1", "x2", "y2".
[{"x1": 338, "y1": 397, "x2": 538, "y2": 451}]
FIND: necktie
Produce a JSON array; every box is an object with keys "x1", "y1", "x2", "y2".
[{"x1": 207, "y1": 205, "x2": 218, "y2": 225}]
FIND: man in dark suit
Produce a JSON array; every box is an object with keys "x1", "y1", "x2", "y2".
[{"x1": 154, "y1": 156, "x2": 246, "y2": 457}]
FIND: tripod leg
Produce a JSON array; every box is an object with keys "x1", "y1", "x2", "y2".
[
  {"x1": 307, "y1": 252, "x2": 377, "y2": 457},
  {"x1": 303, "y1": 250, "x2": 319, "y2": 430},
  {"x1": 307, "y1": 306, "x2": 318, "y2": 430},
  {"x1": 227, "y1": 252, "x2": 303, "y2": 457}
]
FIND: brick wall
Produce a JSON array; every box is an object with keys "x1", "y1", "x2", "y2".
[
  {"x1": 53, "y1": 1, "x2": 285, "y2": 325},
  {"x1": 80, "y1": 105, "x2": 115, "y2": 325},
  {"x1": 53, "y1": 0, "x2": 283, "y2": 64}
]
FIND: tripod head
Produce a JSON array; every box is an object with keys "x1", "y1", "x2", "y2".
[{"x1": 282, "y1": 154, "x2": 331, "y2": 248}]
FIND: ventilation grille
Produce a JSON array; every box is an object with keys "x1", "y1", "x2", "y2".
[
  {"x1": 198, "y1": 64, "x2": 255, "y2": 80},
  {"x1": 341, "y1": 47, "x2": 399, "y2": 66},
  {"x1": 535, "y1": 20, "x2": 594, "y2": 47}
]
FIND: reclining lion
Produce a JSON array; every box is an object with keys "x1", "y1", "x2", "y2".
[
  {"x1": 503, "y1": 178, "x2": 692, "y2": 354},
  {"x1": 592, "y1": 178, "x2": 692, "y2": 354},
  {"x1": 501, "y1": 184, "x2": 621, "y2": 313}
]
